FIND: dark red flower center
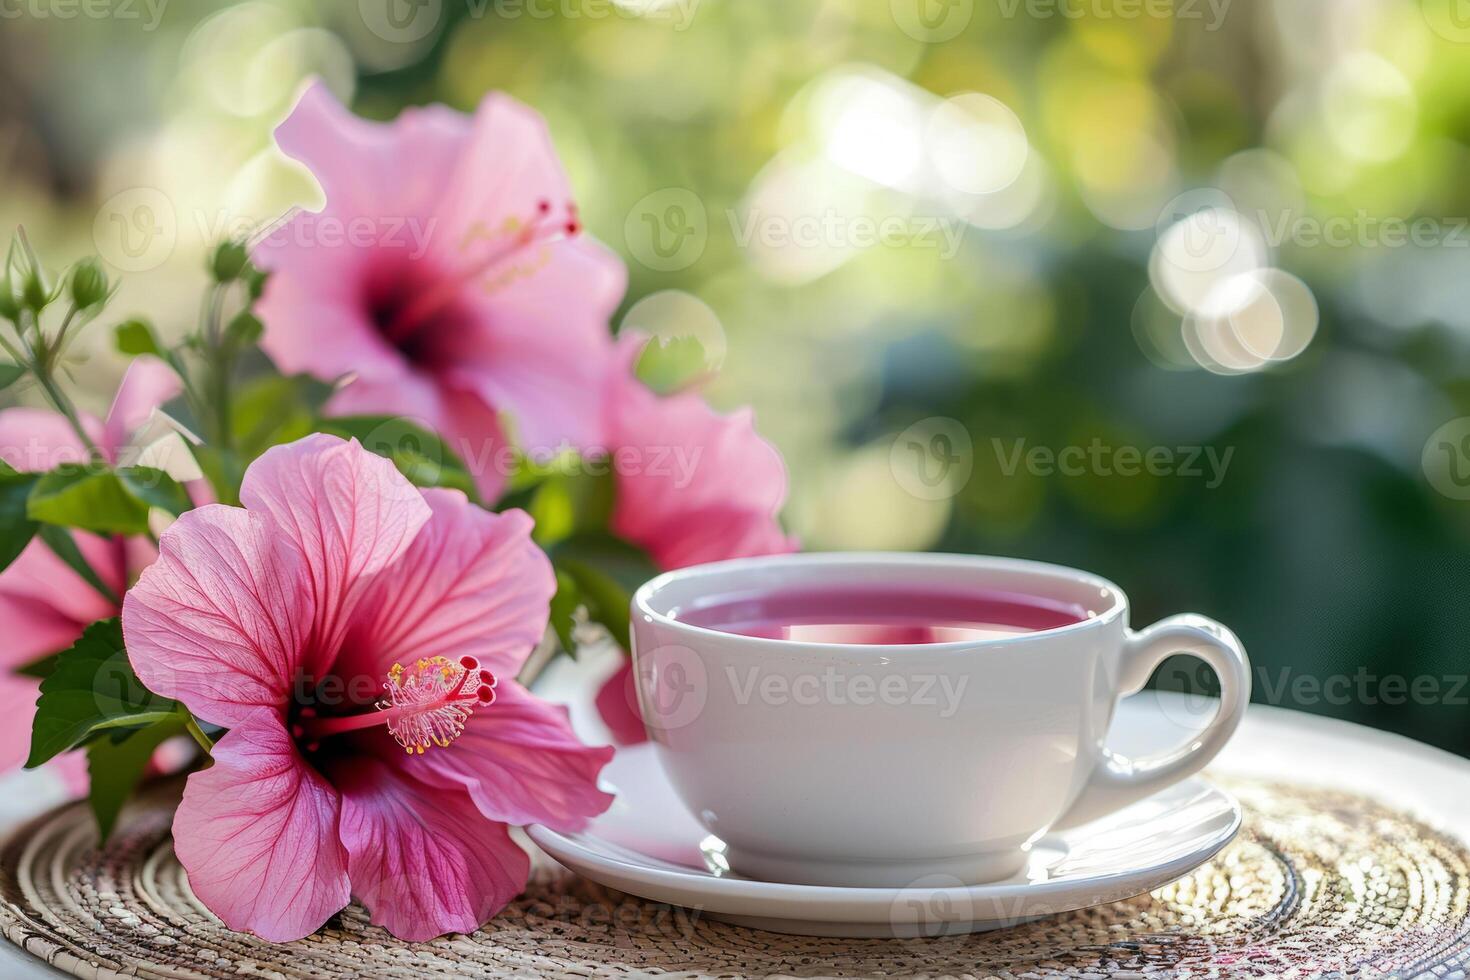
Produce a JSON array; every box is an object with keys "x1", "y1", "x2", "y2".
[{"x1": 364, "y1": 199, "x2": 580, "y2": 368}]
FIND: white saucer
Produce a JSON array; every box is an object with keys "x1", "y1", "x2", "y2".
[{"x1": 527, "y1": 742, "x2": 1241, "y2": 938}]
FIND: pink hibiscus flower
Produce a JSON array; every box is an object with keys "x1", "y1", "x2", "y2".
[
  {"x1": 594, "y1": 336, "x2": 797, "y2": 744},
  {"x1": 122, "y1": 434, "x2": 613, "y2": 942},
  {"x1": 0, "y1": 358, "x2": 179, "y2": 777},
  {"x1": 255, "y1": 82, "x2": 626, "y2": 502}
]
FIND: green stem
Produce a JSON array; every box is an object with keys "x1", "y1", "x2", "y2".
[
  {"x1": 33, "y1": 368, "x2": 103, "y2": 462},
  {"x1": 15, "y1": 309, "x2": 104, "y2": 462},
  {"x1": 200, "y1": 284, "x2": 233, "y2": 452},
  {"x1": 47, "y1": 306, "x2": 79, "y2": 365},
  {"x1": 0, "y1": 327, "x2": 26, "y2": 367},
  {"x1": 183, "y1": 714, "x2": 214, "y2": 755}
]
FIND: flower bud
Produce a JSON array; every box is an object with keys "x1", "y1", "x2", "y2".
[
  {"x1": 0, "y1": 269, "x2": 18, "y2": 322},
  {"x1": 18, "y1": 258, "x2": 51, "y2": 312},
  {"x1": 209, "y1": 240, "x2": 250, "y2": 282},
  {"x1": 69, "y1": 257, "x2": 110, "y2": 311}
]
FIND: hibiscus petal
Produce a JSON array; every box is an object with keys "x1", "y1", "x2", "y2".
[
  {"x1": 326, "y1": 377, "x2": 511, "y2": 503},
  {"x1": 0, "y1": 586, "x2": 84, "y2": 668},
  {"x1": 255, "y1": 287, "x2": 406, "y2": 390},
  {"x1": 444, "y1": 237, "x2": 623, "y2": 452},
  {"x1": 337, "y1": 494, "x2": 552, "y2": 686},
  {"x1": 433, "y1": 94, "x2": 574, "y2": 254},
  {"x1": 329, "y1": 756, "x2": 528, "y2": 942},
  {"x1": 101, "y1": 356, "x2": 181, "y2": 461},
  {"x1": 0, "y1": 671, "x2": 40, "y2": 774},
  {"x1": 0, "y1": 406, "x2": 126, "y2": 667},
  {"x1": 122, "y1": 505, "x2": 312, "y2": 727},
  {"x1": 239, "y1": 434, "x2": 430, "y2": 674},
  {"x1": 274, "y1": 79, "x2": 471, "y2": 223},
  {"x1": 0, "y1": 534, "x2": 119, "y2": 656},
  {"x1": 173, "y1": 712, "x2": 350, "y2": 942},
  {"x1": 0, "y1": 407, "x2": 98, "y2": 472},
  {"x1": 594, "y1": 659, "x2": 649, "y2": 746},
  {"x1": 398, "y1": 680, "x2": 613, "y2": 832},
  {"x1": 607, "y1": 341, "x2": 797, "y2": 570}
]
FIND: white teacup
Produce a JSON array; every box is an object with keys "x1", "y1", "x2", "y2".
[{"x1": 628, "y1": 552, "x2": 1250, "y2": 888}]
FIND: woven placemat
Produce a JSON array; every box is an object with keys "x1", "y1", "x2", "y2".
[{"x1": 0, "y1": 777, "x2": 1467, "y2": 979}]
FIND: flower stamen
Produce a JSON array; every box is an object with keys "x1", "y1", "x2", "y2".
[
  {"x1": 298, "y1": 655, "x2": 496, "y2": 753},
  {"x1": 384, "y1": 200, "x2": 579, "y2": 343},
  {"x1": 380, "y1": 655, "x2": 496, "y2": 754}
]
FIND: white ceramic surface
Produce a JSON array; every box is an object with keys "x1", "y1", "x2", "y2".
[
  {"x1": 526, "y1": 736, "x2": 1242, "y2": 938},
  {"x1": 628, "y1": 553, "x2": 1251, "y2": 887}
]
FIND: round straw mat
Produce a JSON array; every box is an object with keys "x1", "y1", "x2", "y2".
[{"x1": 0, "y1": 776, "x2": 1467, "y2": 979}]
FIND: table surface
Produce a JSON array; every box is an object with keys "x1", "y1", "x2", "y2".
[{"x1": 2, "y1": 692, "x2": 1468, "y2": 978}]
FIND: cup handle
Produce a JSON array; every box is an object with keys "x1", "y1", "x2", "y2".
[{"x1": 1051, "y1": 614, "x2": 1251, "y2": 831}]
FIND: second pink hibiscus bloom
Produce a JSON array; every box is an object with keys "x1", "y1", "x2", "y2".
[{"x1": 256, "y1": 83, "x2": 626, "y2": 501}]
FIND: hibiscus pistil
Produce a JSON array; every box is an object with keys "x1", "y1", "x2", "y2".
[
  {"x1": 299, "y1": 655, "x2": 497, "y2": 754},
  {"x1": 383, "y1": 199, "x2": 580, "y2": 345}
]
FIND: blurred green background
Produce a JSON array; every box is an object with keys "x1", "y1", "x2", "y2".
[{"x1": 4, "y1": 0, "x2": 1470, "y2": 752}]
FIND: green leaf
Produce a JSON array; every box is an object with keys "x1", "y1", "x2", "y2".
[
  {"x1": 548, "y1": 569, "x2": 581, "y2": 654},
  {"x1": 15, "y1": 650, "x2": 60, "y2": 679},
  {"x1": 554, "y1": 555, "x2": 645, "y2": 653},
  {"x1": 38, "y1": 525, "x2": 119, "y2": 605},
  {"x1": 115, "y1": 319, "x2": 163, "y2": 358},
  {"x1": 116, "y1": 466, "x2": 192, "y2": 516},
  {"x1": 224, "y1": 311, "x2": 263, "y2": 349},
  {"x1": 527, "y1": 471, "x2": 615, "y2": 548},
  {"x1": 0, "y1": 460, "x2": 39, "y2": 573},
  {"x1": 549, "y1": 533, "x2": 660, "y2": 653},
  {"x1": 86, "y1": 717, "x2": 184, "y2": 842},
  {"x1": 0, "y1": 362, "x2": 26, "y2": 392},
  {"x1": 635, "y1": 334, "x2": 711, "y2": 395},
  {"x1": 320, "y1": 416, "x2": 478, "y2": 501},
  {"x1": 28, "y1": 464, "x2": 188, "y2": 534},
  {"x1": 230, "y1": 374, "x2": 318, "y2": 458},
  {"x1": 190, "y1": 445, "x2": 244, "y2": 507},
  {"x1": 552, "y1": 530, "x2": 661, "y2": 596},
  {"x1": 27, "y1": 619, "x2": 179, "y2": 769},
  {"x1": 28, "y1": 464, "x2": 149, "y2": 534}
]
